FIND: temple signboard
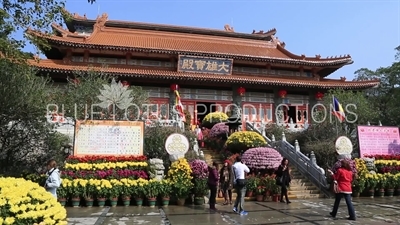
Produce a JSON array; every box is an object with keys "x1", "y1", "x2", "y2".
[{"x1": 177, "y1": 55, "x2": 233, "y2": 75}]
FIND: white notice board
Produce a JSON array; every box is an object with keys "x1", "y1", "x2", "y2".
[{"x1": 73, "y1": 120, "x2": 144, "y2": 156}]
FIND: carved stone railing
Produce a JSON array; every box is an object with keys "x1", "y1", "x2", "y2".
[
  {"x1": 245, "y1": 121, "x2": 331, "y2": 198},
  {"x1": 247, "y1": 119, "x2": 309, "y2": 134}
]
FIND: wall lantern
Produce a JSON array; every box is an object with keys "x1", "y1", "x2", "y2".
[
  {"x1": 237, "y1": 87, "x2": 246, "y2": 96},
  {"x1": 315, "y1": 91, "x2": 324, "y2": 101},
  {"x1": 170, "y1": 84, "x2": 179, "y2": 91},
  {"x1": 278, "y1": 89, "x2": 287, "y2": 98},
  {"x1": 121, "y1": 80, "x2": 130, "y2": 87},
  {"x1": 72, "y1": 78, "x2": 80, "y2": 85}
]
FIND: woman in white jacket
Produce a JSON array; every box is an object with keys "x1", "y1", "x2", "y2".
[{"x1": 45, "y1": 159, "x2": 61, "y2": 198}]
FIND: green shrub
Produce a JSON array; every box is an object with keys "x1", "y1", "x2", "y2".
[
  {"x1": 225, "y1": 131, "x2": 267, "y2": 153},
  {"x1": 144, "y1": 123, "x2": 196, "y2": 169},
  {"x1": 202, "y1": 112, "x2": 228, "y2": 129}
]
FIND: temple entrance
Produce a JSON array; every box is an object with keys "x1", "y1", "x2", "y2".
[
  {"x1": 196, "y1": 102, "x2": 216, "y2": 124},
  {"x1": 286, "y1": 106, "x2": 297, "y2": 123}
]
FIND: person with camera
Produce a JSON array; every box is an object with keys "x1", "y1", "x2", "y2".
[{"x1": 232, "y1": 155, "x2": 250, "y2": 215}]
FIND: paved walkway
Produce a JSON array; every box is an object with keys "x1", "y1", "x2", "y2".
[{"x1": 67, "y1": 197, "x2": 400, "y2": 225}]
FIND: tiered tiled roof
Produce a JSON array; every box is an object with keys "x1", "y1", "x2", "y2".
[
  {"x1": 28, "y1": 12, "x2": 353, "y2": 67},
  {"x1": 26, "y1": 10, "x2": 380, "y2": 89},
  {"x1": 28, "y1": 59, "x2": 379, "y2": 89}
]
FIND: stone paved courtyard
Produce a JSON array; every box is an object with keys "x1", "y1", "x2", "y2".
[{"x1": 67, "y1": 197, "x2": 400, "y2": 225}]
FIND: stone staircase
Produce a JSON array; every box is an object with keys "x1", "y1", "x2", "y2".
[
  {"x1": 201, "y1": 148, "x2": 223, "y2": 165},
  {"x1": 288, "y1": 167, "x2": 324, "y2": 199},
  {"x1": 200, "y1": 148, "x2": 323, "y2": 200}
]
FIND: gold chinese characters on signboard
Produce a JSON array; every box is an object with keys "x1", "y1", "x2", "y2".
[{"x1": 177, "y1": 55, "x2": 233, "y2": 75}]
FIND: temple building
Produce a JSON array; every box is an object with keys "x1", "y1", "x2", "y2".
[{"x1": 28, "y1": 10, "x2": 379, "y2": 130}]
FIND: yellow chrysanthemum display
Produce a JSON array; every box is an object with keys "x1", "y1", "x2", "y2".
[
  {"x1": 0, "y1": 177, "x2": 67, "y2": 225},
  {"x1": 64, "y1": 161, "x2": 147, "y2": 171},
  {"x1": 167, "y1": 158, "x2": 193, "y2": 198},
  {"x1": 225, "y1": 131, "x2": 267, "y2": 153}
]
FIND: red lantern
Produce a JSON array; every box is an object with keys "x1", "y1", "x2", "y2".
[
  {"x1": 237, "y1": 87, "x2": 246, "y2": 96},
  {"x1": 121, "y1": 80, "x2": 130, "y2": 87},
  {"x1": 72, "y1": 78, "x2": 80, "y2": 85},
  {"x1": 170, "y1": 84, "x2": 179, "y2": 91},
  {"x1": 278, "y1": 89, "x2": 287, "y2": 98},
  {"x1": 315, "y1": 91, "x2": 324, "y2": 100}
]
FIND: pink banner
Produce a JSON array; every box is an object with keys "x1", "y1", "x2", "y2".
[{"x1": 358, "y1": 126, "x2": 400, "y2": 156}]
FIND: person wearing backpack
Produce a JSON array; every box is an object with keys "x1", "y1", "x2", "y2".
[{"x1": 45, "y1": 159, "x2": 62, "y2": 198}]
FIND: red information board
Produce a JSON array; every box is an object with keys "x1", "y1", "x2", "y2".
[{"x1": 358, "y1": 125, "x2": 400, "y2": 156}]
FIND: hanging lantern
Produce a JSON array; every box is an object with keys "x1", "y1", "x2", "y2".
[
  {"x1": 315, "y1": 91, "x2": 324, "y2": 100},
  {"x1": 237, "y1": 87, "x2": 246, "y2": 96},
  {"x1": 121, "y1": 80, "x2": 130, "y2": 87},
  {"x1": 72, "y1": 78, "x2": 80, "y2": 85},
  {"x1": 170, "y1": 84, "x2": 179, "y2": 91},
  {"x1": 278, "y1": 89, "x2": 287, "y2": 98}
]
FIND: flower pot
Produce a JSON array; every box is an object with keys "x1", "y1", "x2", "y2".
[
  {"x1": 176, "y1": 198, "x2": 186, "y2": 206},
  {"x1": 378, "y1": 188, "x2": 385, "y2": 197},
  {"x1": 85, "y1": 198, "x2": 94, "y2": 207},
  {"x1": 135, "y1": 197, "x2": 143, "y2": 206},
  {"x1": 58, "y1": 198, "x2": 67, "y2": 206},
  {"x1": 256, "y1": 195, "x2": 264, "y2": 202},
  {"x1": 352, "y1": 192, "x2": 360, "y2": 198},
  {"x1": 265, "y1": 190, "x2": 271, "y2": 197},
  {"x1": 194, "y1": 197, "x2": 204, "y2": 205},
  {"x1": 246, "y1": 191, "x2": 253, "y2": 197},
  {"x1": 71, "y1": 197, "x2": 80, "y2": 207},
  {"x1": 122, "y1": 196, "x2": 131, "y2": 206},
  {"x1": 272, "y1": 195, "x2": 280, "y2": 202},
  {"x1": 110, "y1": 197, "x2": 118, "y2": 207},
  {"x1": 162, "y1": 197, "x2": 170, "y2": 207},
  {"x1": 368, "y1": 189, "x2": 375, "y2": 198},
  {"x1": 97, "y1": 198, "x2": 106, "y2": 207},
  {"x1": 386, "y1": 188, "x2": 394, "y2": 197},
  {"x1": 147, "y1": 197, "x2": 157, "y2": 207}
]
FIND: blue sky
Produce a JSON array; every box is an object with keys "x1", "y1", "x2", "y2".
[{"x1": 27, "y1": 0, "x2": 400, "y2": 79}]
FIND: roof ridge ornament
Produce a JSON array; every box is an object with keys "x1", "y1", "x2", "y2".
[
  {"x1": 252, "y1": 28, "x2": 276, "y2": 35},
  {"x1": 95, "y1": 13, "x2": 108, "y2": 29},
  {"x1": 224, "y1": 24, "x2": 234, "y2": 32}
]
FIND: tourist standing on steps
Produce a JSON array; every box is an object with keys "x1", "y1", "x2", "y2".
[
  {"x1": 45, "y1": 159, "x2": 62, "y2": 199},
  {"x1": 220, "y1": 160, "x2": 234, "y2": 205},
  {"x1": 276, "y1": 158, "x2": 291, "y2": 204},
  {"x1": 208, "y1": 161, "x2": 219, "y2": 211},
  {"x1": 194, "y1": 125, "x2": 203, "y2": 147},
  {"x1": 232, "y1": 156, "x2": 250, "y2": 215},
  {"x1": 328, "y1": 160, "x2": 356, "y2": 221}
]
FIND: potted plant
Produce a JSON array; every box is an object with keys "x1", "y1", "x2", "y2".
[
  {"x1": 377, "y1": 174, "x2": 386, "y2": 197},
  {"x1": 143, "y1": 180, "x2": 160, "y2": 207},
  {"x1": 271, "y1": 184, "x2": 281, "y2": 202},
  {"x1": 255, "y1": 186, "x2": 266, "y2": 202},
  {"x1": 120, "y1": 179, "x2": 132, "y2": 206},
  {"x1": 192, "y1": 178, "x2": 208, "y2": 205},
  {"x1": 167, "y1": 158, "x2": 193, "y2": 206},
  {"x1": 108, "y1": 184, "x2": 120, "y2": 207},
  {"x1": 365, "y1": 173, "x2": 378, "y2": 197},
  {"x1": 96, "y1": 180, "x2": 112, "y2": 207},
  {"x1": 70, "y1": 181, "x2": 82, "y2": 207},
  {"x1": 159, "y1": 180, "x2": 172, "y2": 206},
  {"x1": 57, "y1": 186, "x2": 68, "y2": 206},
  {"x1": 385, "y1": 174, "x2": 395, "y2": 197},
  {"x1": 83, "y1": 181, "x2": 95, "y2": 207},
  {"x1": 132, "y1": 179, "x2": 147, "y2": 206},
  {"x1": 352, "y1": 176, "x2": 365, "y2": 197},
  {"x1": 245, "y1": 176, "x2": 257, "y2": 197}
]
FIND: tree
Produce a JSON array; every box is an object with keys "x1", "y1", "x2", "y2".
[
  {"x1": 0, "y1": 59, "x2": 70, "y2": 175},
  {"x1": 50, "y1": 69, "x2": 149, "y2": 121},
  {"x1": 354, "y1": 46, "x2": 400, "y2": 126}
]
